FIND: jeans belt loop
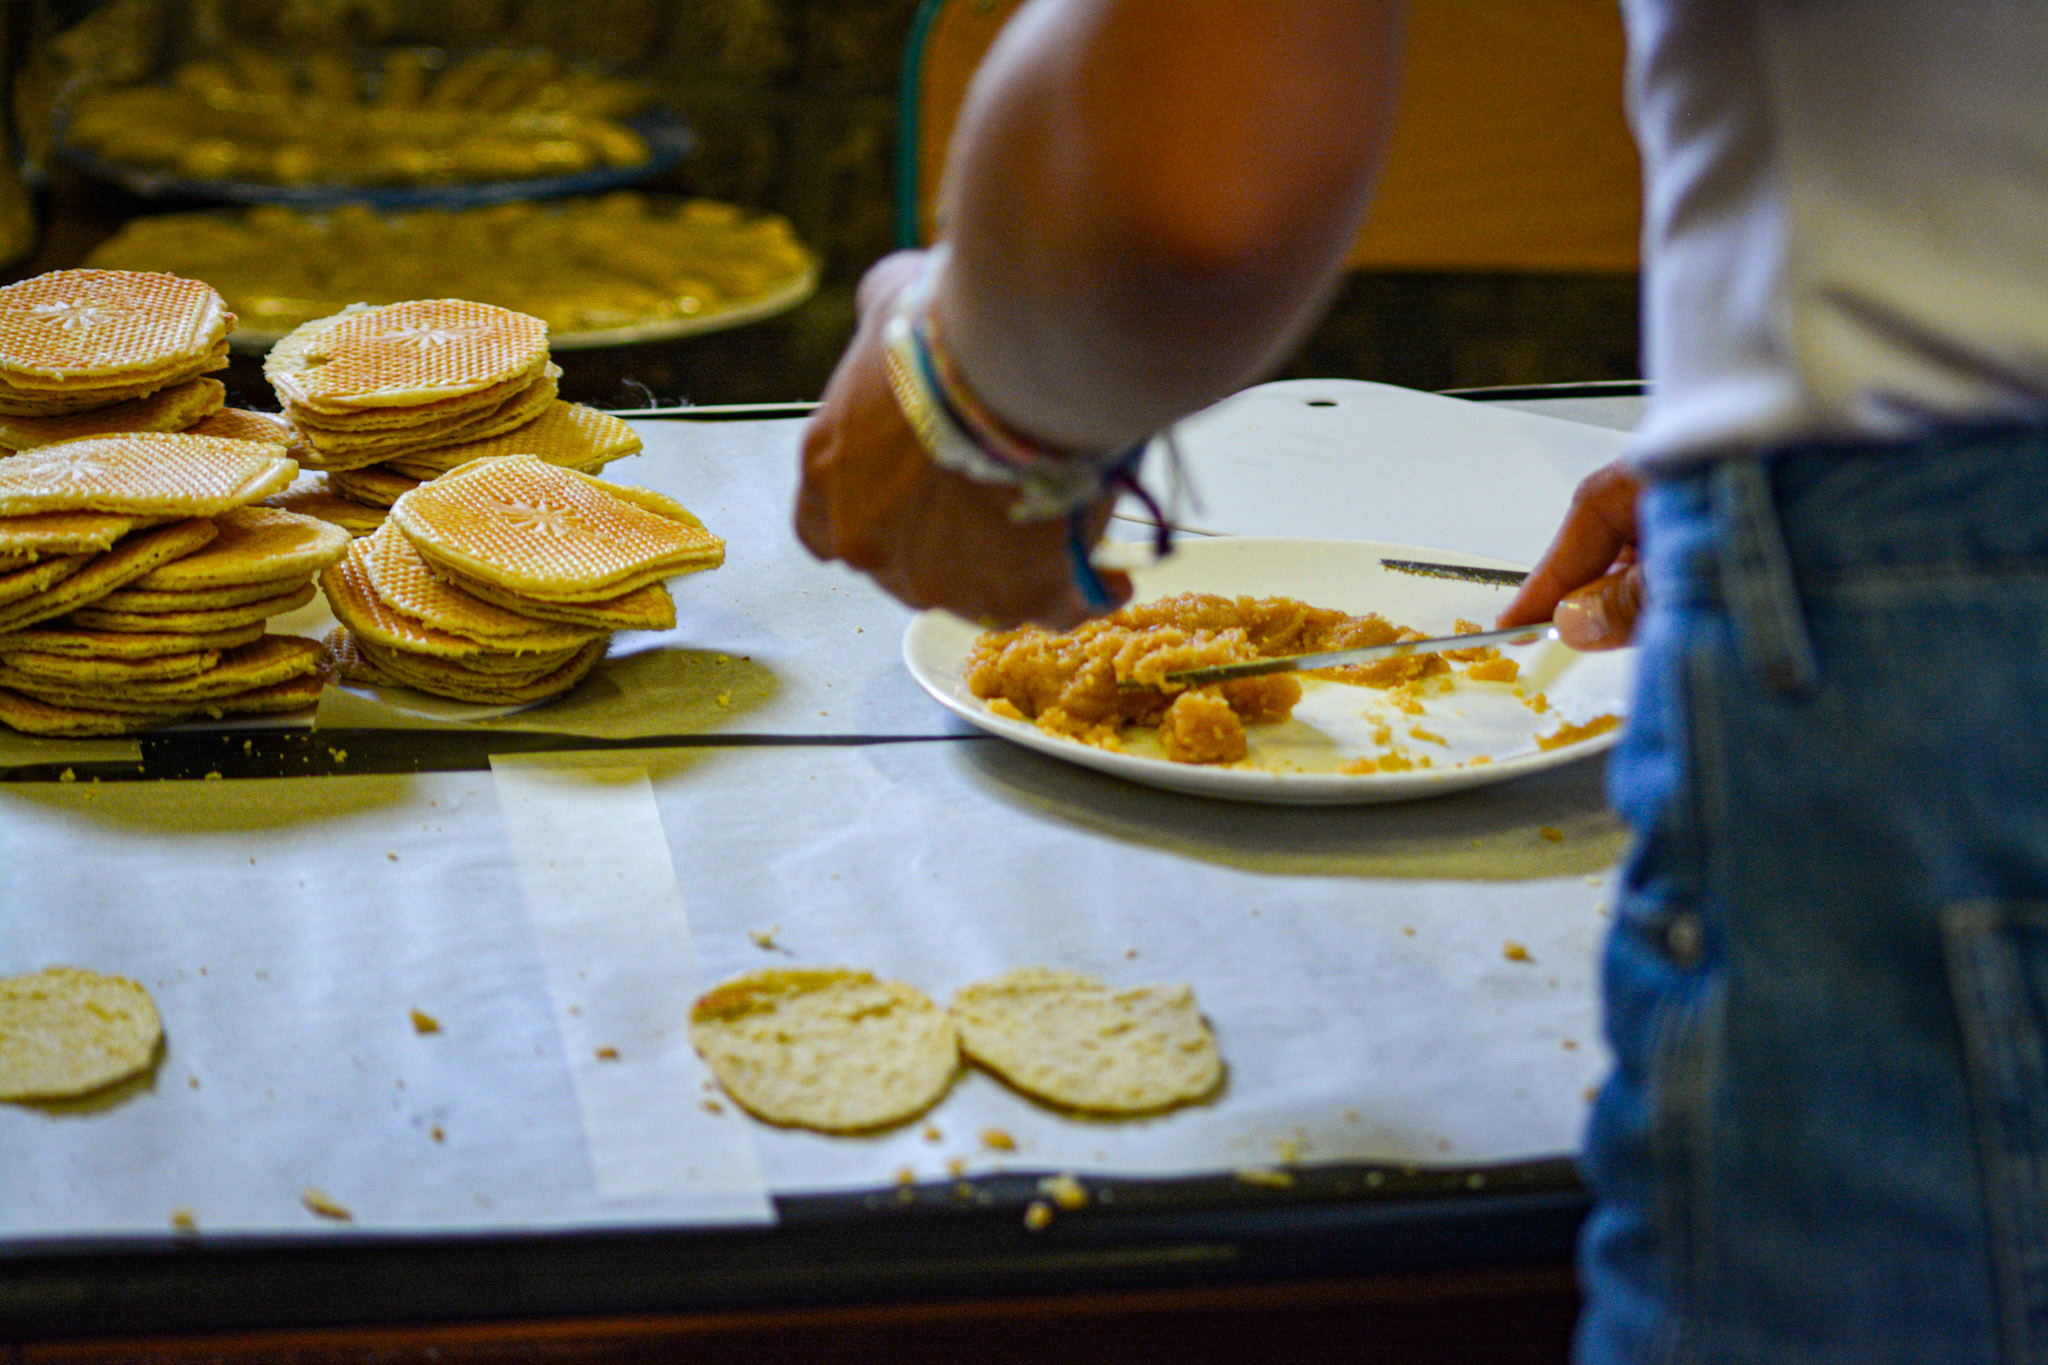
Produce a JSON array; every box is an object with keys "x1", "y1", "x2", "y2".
[{"x1": 1710, "y1": 458, "x2": 1819, "y2": 698}]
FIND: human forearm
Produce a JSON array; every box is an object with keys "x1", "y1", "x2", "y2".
[{"x1": 932, "y1": 0, "x2": 1404, "y2": 452}]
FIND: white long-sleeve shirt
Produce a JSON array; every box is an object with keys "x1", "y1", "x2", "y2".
[{"x1": 1626, "y1": 0, "x2": 2048, "y2": 465}]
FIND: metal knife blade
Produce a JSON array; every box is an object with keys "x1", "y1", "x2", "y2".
[
  {"x1": 1120, "y1": 621, "x2": 1557, "y2": 690},
  {"x1": 1379, "y1": 558, "x2": 1530, "y2": 587}
]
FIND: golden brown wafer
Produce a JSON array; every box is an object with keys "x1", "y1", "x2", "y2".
[
  {"x1": 129, "y1": 506, "x2": 347, "y2": 589},
  {"x1": 0, "y1": 518, "x2": 217, "y2": 632},
  {"x1": 0, "y1": 434, "x2": 294, "y2": 518},
  {"x1": 0, "y1": 378, "x2": 225, "y2": 451},
  {"x1": 392, "y1": 455, "x2": 721, "y2": 600},
  {"x1": 0, "y1": 621, "x2": 264, "y2": 659},
  {"x1": 0, "y1": 554, "x2": 90, "y2": 608},
  {"x1": 68, "y1": 580, "x2": 315, "y2": 632},
  {"x1": 0, "y1": 685, "x2": 193, "y2": 734}
]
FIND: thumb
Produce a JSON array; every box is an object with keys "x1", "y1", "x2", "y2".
[{"x1": 1554, "y1": 563, "x2": 1643, "y2": 650}]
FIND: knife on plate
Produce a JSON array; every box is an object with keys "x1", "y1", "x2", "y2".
[
  {"x1": 1120, "y1": 621, "x2": 1558, "y2": 690},
  {"x1": 1112, "y1": 557, "x2": 1546, "y2": 690}
]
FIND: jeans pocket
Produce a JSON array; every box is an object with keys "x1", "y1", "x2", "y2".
[{"x1": 1942, "y1": 901, "x2": 2048, "y2": 1363}]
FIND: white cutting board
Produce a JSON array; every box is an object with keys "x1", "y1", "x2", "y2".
[{"x1": 1138, "y1": 379, "x2": 1630, "y2": 566}]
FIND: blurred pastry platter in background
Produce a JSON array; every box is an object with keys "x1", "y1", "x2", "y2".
[
  {"x1": 86, "y1": 193, "x2": 819, "y2": 350},
  {"x1": 57, "y1": 45, "x2": 692, "y2": 207}
]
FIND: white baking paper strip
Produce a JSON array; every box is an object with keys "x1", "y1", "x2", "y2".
[{"x1": 489, "y1": 753, "x2": 772, "y2": 1222}]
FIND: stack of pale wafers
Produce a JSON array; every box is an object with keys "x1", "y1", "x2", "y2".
[
  {"x1": 262, "y1": 298, "x2": 641, "y2": 536},
  {"x1": 303, "y1": 398, "x2": 643, "y2": 535},
  {"x1": 0, "y1": 270, "x2": 234, "y2": 453},
  {"x1": 322, "y1": 454, "x2": 722, "y2": 705},
  {"x1": 0, "y1": 433, "x2": 347, "y2": 736}
]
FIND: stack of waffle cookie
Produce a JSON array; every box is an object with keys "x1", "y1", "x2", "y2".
[
  {"x1": 0, "y1": 433, "x2": 347, "y2": 736},
  {"x1": 319, "y1": 398, "x2": 643, "y2": 532},
  {"x1": 324, "y1": 454, "x2": 722, "y2": 705},
  {"x1": 0, "y1": 270, "x2": 233, "y2": 453},
  {"x1": 266, "y1": 297, "x2": 557, "y2": 469}
]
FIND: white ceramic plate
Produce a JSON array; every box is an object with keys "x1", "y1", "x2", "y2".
[{"x1": 903, "y1": 537, "x2": 1635, "y2": 805}]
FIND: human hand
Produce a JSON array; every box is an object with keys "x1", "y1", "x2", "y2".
[
  {"x1": 794, "y1": 250, "x2": 1130, "y2": 630},
  {"x1": 1497, "y1": 461, "x2": 1643, "y2": 650}
]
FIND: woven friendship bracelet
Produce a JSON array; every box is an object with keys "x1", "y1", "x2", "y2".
[
  {"x1": 881, "y1": 246, "x2": 1134, "y2": 523},
  {"x1": 879, "y1": 245, "x2": 1184, "y2": 607}
]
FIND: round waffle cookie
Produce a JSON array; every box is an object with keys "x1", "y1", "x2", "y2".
[
  {"x1": 0, "y1": 519, "x2": 218, "y2": 633},
  {"x1": 287, "y1": 366, "x2": 561, "y2": 471},
  {"x1": 0, "y1": 555, "x2": 92, "y2": 608},
  {"x1": 96, "y1": 576, "x2": 311, "y2": 612},
  {"x1": 0, "y1": 686, "x2": 195, "y2": 735},
  {"x1": 189, "y1": 407, "x2": 307, "y2": 455},
  {"x1": 266, "y1": 299, "x2": 549, "y2": 412},
  {"x1": 354, "y1": 634, "x2": 608, "y2": 704},
  {"x1": 391, "y1": 455, "x2": 723, "y2": 601},
  {"x1": 0, "y1": 434, "x2": 296, "y2": 519},
  {"x1": 0, "y1": 634, "x2": 325, "y2": 705},
  {"x1": 321, "y1": 539, "x2": 588, "y2": 659},
  {"x1": 0, "y1": 270, "x2": 229, "y2": 392},
  {"x1": 69, "y1": 581, "x2": 317, "y2": 633},
  {"x1": 130, "y1": 506, "x2": 347, "y2": 590},
  {"x1": 3, "y1": 647, "x2": 222, "y2": 684},
  {"x1": 382, "y1": 400, "x2": 641, "y2": 481},
  {"x1": 0, "y1": 621, "x2": 263, "y2": 660},
  {"x1": 360, "y1": 522, "x2": 601, "y2": 646},
  {"x1": 437, "y1": 567, "x2": 675, "y2": 631},
  {"x1": 328, "y1": 465, "x2": 418, "y2": 508},
  {"x1": 263, "y1": 474, "x2": 386, "y2": 536},
  {"x1": 0, "y1": 511, "x2": 165, "y2": 561},
  {"x1": 0, "y1": 378, "x2": 225, "y2": 452}
]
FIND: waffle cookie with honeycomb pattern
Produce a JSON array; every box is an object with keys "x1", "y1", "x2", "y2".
[
  {"x1": 0, "y1": 440, "x2": 347, "y2": 734},
  {"x1": 0, "y1": 271, "x2": 232, "y2": 421}
]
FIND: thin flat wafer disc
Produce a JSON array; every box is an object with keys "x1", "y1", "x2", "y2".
[
  {"x1": 689, "y1": 969, "x2": 959, "y2": 1134},
  {"x1": 383, "y1": 401, "x2": 642, "y2": 479},
  {"x1": 68, "y1": 580, "x2": 315, "y2": 633},
  {"x1": 4, "y1": 646, "x2": 219, "y2": 684},
  {"x1": 130, "y1": 506, "x2": 348, "y2": 589},
  {"x1": 288, "y1": 365, "x2": 545, "y2": 433},
  {"x1": 323, "y1": 539, "x2": 580, "y2": 659},
  {"x1": 362, "y1": 522, "x2": 597, "y2": 645},
  {"x1": 0, "y1": 554, "x2": 90, "y2": 608},
  {"x1": 267, "y1": 299, "x2": 549, "y2": 411},
  {"x1": 0, "y1": 518, "x2": 217, "y2": 632},
  {"x1": 0, "y1": 377, "x2": 225, "y2": 451},
  {"x1": 0, "y1": 346, "x2": 230, "y2": 416},
  {"x1": 190, "y1": 408, "x2": 305, "y2": 455},
  {"x1": 208, "y1": 669, "x2": 325, "y2": 715},
  {"x1": 0, "y1": 271, "x2": 227, "y2": 383},
  {"x1": 393, "y1": 455, "x2": 723, "y2": 600},
  {"x1": 263, "y1": 476, "x2": 384, "y2": 536},
  {"x1": 291, "y1": 368, "x2": 560, "y2": 471},
  {"x1": 442, "y1": 567, "x2": 675, "y2": 631},
  {"x1": 96, "y1": 576, "x2": 310, "y2": 612},
  {"x1": 950, "y1": 968, "x2": 1224, "y2": 1115},
  {"x1": 0, "y1": 621, "x2": 263, "y2": 659},
  {"x1": 328, "y1": 465, "x2": 418, "y2": 508},
  {"x1": 0, "y1": 686, "x2": 192, "y2": 735},
  {"x1": 0, "y1": 633, "x2": 324, "y2": 703},
  {"x1": 0, "y1": 967, "x2": 163, "y2": 1100},
  {"x1": 0, "y1": 510, "x2": 163, "y2": 558},
  {"x1": 357, "y1": 634, "x2": 606, "y2": 703},
  {"x1": 325, "y1": 626, "x2": 387, "y2": 685},
  {"x1": 0, "y1": 434, "x2": 295, "y2": 518}
]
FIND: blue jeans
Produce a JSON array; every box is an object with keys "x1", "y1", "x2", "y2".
[{"x1": 1578, "y1": 429, "x2": 2048, "y2": 1364}]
